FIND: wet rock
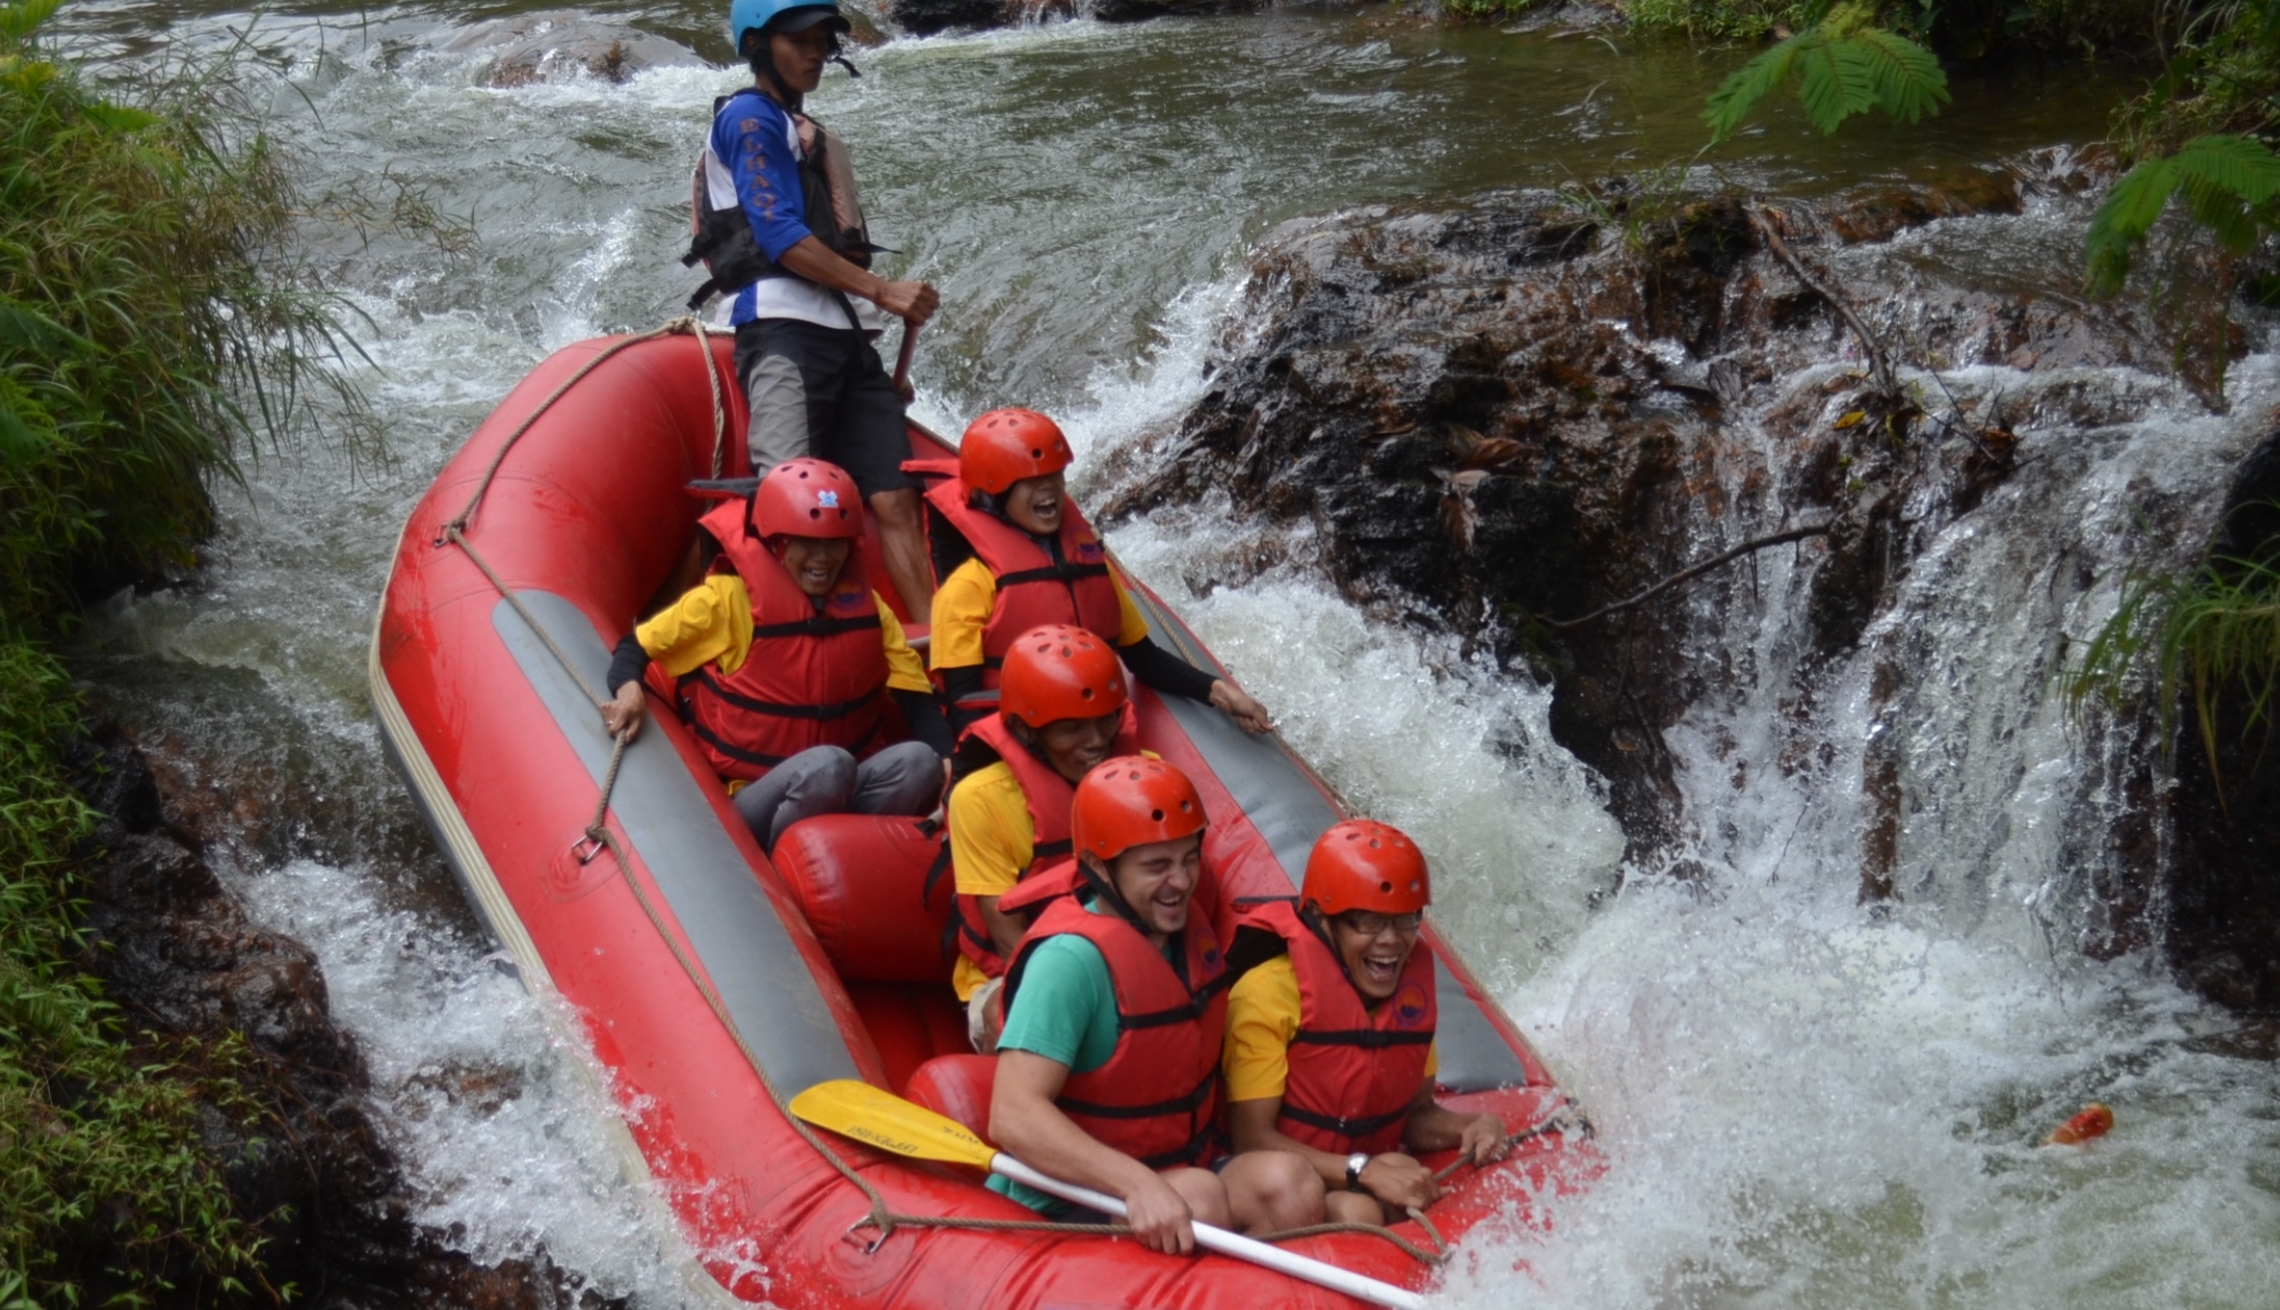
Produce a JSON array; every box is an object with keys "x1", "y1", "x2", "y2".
[
  {"x1": 1822, "y1": 169, "x2": 2021, "y2": 245},
  {"x1": 2164, "y1": 426, "x2": 2280, "y2": 1012},
  {"x1": 1093, "y1": 0, "x2": 1268, "y2": 19},
  {"x1": 439, "y1": 15, "x2": 705, "y2": 88},
  {"x1": 1109, "y1": 169, "x2": 2145, "y2": 864},
  {"x1": 66, "y1": 726, "x2": 597, "y2": 1309},
  {"x1": 893, "y1": 0, "x2": 1012, "y2": 35}
]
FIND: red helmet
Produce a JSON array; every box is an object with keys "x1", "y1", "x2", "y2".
[
  {"x1": 1301, "y1": 819, "x2": 1429, "y2": 916},
  {"x1": 999, "y1": 624, "x2": 1128, "y2": 728},
  {"x1": 1073, "y1": 756, "x2": 1207, "y2": 864},
  {"x1": 753, "y1": 458, "x2": 862, "y2": 539},
  {"x1": 960, "y1": 408, "x2": 1072, "y2": 496}
]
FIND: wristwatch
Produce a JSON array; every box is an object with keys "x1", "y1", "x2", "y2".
[{"x1": 1344, "y1": 1152, "x2": 1370, "y2": 1193}]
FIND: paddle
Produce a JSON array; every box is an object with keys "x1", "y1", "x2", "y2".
[
  {"x1": 893, "y1": 320, "x2": 919, "y2": 396},
  {"x1": 789, "y1": 1079, "x2": 1428, "y2": 1310}
]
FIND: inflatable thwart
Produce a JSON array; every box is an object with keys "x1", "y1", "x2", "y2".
[{"x1": 371, "y1": 322, "x2": 1595, "y2": 1308}]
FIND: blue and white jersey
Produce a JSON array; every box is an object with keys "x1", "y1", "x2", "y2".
[{"x1": 703, "y1": 88, "x2": 887, "y2": 333}]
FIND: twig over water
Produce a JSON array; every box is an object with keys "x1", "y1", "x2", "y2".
[{"x1": 1546, "y1": 523, "x2": 1835, "y2": 629}]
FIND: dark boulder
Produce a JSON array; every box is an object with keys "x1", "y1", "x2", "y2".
[
  {"x1": 1106, "y1": 164, "x2": 2144, "y2": 867},
  {"x1": 892, "y1": 0, "x2": 1010, "y2": 35}
]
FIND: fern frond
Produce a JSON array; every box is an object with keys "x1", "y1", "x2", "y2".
[
  {"x1": 1816, "y1": 0, "x2": 1878, "y2": 37},
  {"x1": 2083, "y1": 157, "x2": 2182, "y2": 295},
  {"x1": 1846, "y1": 28, "x2": 1951, "y2": 124},
  {"x1": 2169, "y1": 134, "x2": 2280, "y2": 206},
  {"x1": 1705, "y1": 33, "x2": 1814, "y2": 143},
  {"x1": 2182, "y1": 176, "x2": 2263, "y2": 251},
  {"x1": 1797, "y1": 39, "x2": 1878, "y2": 135}
]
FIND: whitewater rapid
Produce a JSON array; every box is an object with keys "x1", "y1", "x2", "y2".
[{"x1": 59, "y1": 6, "x2": 2280, "y2": 1307}]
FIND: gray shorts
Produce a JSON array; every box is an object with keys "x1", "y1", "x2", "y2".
[{"x1": 734, "y1": 317, "x2": 915, "y2": 499}]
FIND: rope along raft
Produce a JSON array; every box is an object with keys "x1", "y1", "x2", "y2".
[{"x1": 435, "y1": 318, "x2": 1566, "y2": 1270}]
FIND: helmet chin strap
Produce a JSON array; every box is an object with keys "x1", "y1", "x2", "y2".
[
  {"x1": 1077, "y1": 856, "x2": 1150, "y2": 932},
  {"x1": 763, "y1": 55, "x2": 802, "y2": 110},
  {"x1": 755, "y1": 34, "x2": 859, "y2": 107}
]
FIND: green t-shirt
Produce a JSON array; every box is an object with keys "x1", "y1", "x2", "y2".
[{"x1": 987, "y1": 898, "x2": 1133, "y2": 1211}]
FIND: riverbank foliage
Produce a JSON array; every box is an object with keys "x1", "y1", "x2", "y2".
[
  {"x1": 3, "y1": 0, "x2": 360, "y2": 1301},
  {"x1": 1, "y1": 0, "x2": 368, "y2": 625},
  {"x1": 0, "y1": 643, "x2": 270, "y2": 1306}
]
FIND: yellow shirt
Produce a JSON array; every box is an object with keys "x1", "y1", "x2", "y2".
[
  {"x1": 1222, "y1": 954, "x2": 1438, "y2": 1104},
  {"x1": 943, "y1": 747, "x2": 1158, "y2": 1001},
  {"x1": 635, "y1": 574, "x2": 931, "y2": 694},
  {"x1": 928, "y1": 555, "x2": 1152, "y2": 671}
]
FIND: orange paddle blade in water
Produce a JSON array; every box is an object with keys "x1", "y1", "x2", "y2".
[{"x1": 2046, "y1": 1104, "x2": 2114, "y2": 1145}]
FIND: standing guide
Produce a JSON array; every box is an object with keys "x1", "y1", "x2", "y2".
[{"x1": 686, "y1": 0, "x2": 938, "y2": 620}]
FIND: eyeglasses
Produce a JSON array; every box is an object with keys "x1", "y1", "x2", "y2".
[{"x1": 1337, "y1": 911, "x2": 1423, "y2": 939}]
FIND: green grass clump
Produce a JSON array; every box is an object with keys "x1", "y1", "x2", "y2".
[
  {"x1": 0, "y1": 638, "x2": 272, "y2": 1305},
  {"x1": 1, "y1": 0, "x2": 371, "y2": 624},
  {"x1": 2066, "y1": 545, "x2": 2280, "y2": 790}
]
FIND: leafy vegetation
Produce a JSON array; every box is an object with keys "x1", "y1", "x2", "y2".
[
  {"x1": 1702, "y1": 3, "x2": 1951, "y2": 142},
  {"x1": 2083, "y1": 133, "x2": 2280, "y2": 293},
  {"x1": 0, "y1": 642, "x2": 275, "y2": 1305},
  {"x1": 2080, "y1": 0, "x2": 2280, "y2": 302},
  {"x1": 1, "y1": 0, "x2": 375, "y2": 625},
  {"x1": 0, "y1": 0, "x2": 401, "y2": 1301},
  {"x1": 2065, "y1": 545, "x2": 2280, "y2": 790},
  {"x1": 1627, "y1": 0, "x2": 1810, "y2": 42}
]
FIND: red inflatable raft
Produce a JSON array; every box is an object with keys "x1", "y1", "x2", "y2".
[{"x1": 370, "y1": 325, "x2": 1592, "y2": 1308}]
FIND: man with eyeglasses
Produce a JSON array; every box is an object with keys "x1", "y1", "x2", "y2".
[{"x1": 1222, "y1": 819, "x2": 1510, "y2": 1223}]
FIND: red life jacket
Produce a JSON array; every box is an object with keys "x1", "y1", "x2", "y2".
[
  {"x1": 945, "y1": 710, "x2": 1139, "y2": 980},
  {"x1": 1241, "y1": 899, "x2": 1438, "y2": 1156},
  {"x1": 904, "y1": 459, "x2": 1124, "y2": 711},
  {"x1": 669, "y1": 498, "x2": 891, "y2": 784},
  {"x1": 1003, "y1": 883, "x2": 1230, "y2": 1170}
]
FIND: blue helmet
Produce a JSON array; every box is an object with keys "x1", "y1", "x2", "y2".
[{"x1": 729, "y1": 0, "x2": 847, "y2": 55}]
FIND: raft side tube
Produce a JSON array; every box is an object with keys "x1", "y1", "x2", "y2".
[{"x1": 491, "y1": 589, "x2": 869, "y2": 1098}]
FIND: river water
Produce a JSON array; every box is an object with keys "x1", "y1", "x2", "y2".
[{"x1": 49, "y1": 1, "x2": 2280, "y2": 1305}]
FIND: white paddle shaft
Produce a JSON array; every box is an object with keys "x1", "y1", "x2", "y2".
[{"x1": 987, "y1": 1154, "x2": 1427, "y2": 1310}]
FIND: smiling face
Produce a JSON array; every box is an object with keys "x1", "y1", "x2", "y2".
[
  {"x1": 1002, "y1": 471, "x2": 1066, "y2": 536},
  {"x1": 1012, "y1": 710, "x2": 1122, "y2": 783},
  {"x1": 777, "y1": 535, "x2": 851, "y2": 597},
  {"x1": 766, "y1": 24, "x2": 833, "y2": 96},
  {"x1": 1100, "y1": 832, "x2": 1203, "y2": 941},
  {"x1": 1327, "y1": 911, "x2": 1422, "y2": 1003}
]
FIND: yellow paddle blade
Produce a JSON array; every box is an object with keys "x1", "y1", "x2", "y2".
[{"x1": 788, "y1": 1079, "x2": 998, "y2": 1169}]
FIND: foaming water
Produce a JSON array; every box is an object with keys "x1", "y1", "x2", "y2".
[
  {"x1": 1108, "y1": 505, "x2": 1627, "y2": 986},
  {"x1": 1465, "y1": 879, "x2": 2280, "y2": 1308},
  {"x1": 226, "y1": 858, "x2": 734, "y2": 1307},
  {"x1": 50, "y1": 1, "x2": 2280, "y2": 1304}
]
